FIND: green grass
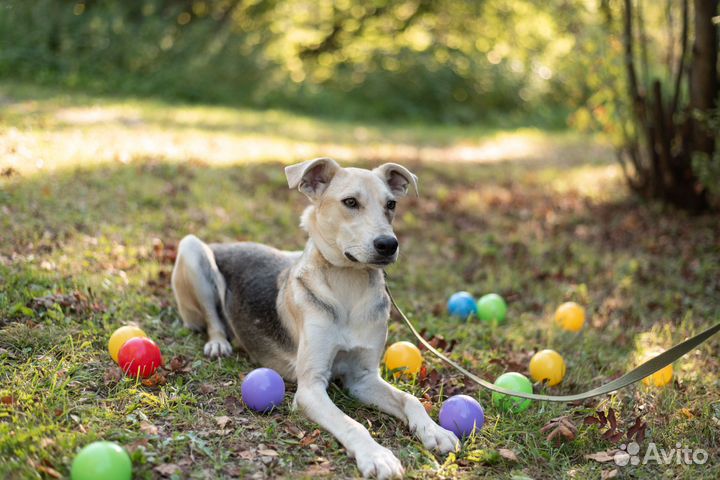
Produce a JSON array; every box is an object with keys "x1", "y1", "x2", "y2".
[{"x1": 1, "y1": 83, "x2": 719, "y2": 479}]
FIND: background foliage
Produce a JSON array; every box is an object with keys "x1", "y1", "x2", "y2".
[{"x1": 0, "y1": 0, "x2": 608, "y2": 124}]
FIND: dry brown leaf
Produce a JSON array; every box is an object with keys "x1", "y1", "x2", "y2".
[
  {"x1": 154, "y1": 463, "x2": 181, "y2": 477},
  {"x1": 140, "y1": 421, "x2": 158, "y2": 435},
  {"x1": 199, "y1": 383, "x2": 215, "y2": 394},
  {"x1": 541, "y1": 415, "x2": 578, "y2": 443},
  {"x1": 601, "y1": 468, "x2": 619, "y2": 479},
  {"x1": 498, "y1": 448, "x2": 518, "y2": 461},
  {"x1": 141, "y1": 372, "x2": 167, "y2": 388},
  {"x1": 168, "y1": 356, "x2": 187, "y2": 372},
  {"x1": 39, "y1": 437, "x2": 55, "y2": 448},
  {"x1": 104, "y1": 367, "x2": 123, "y2": 385},
  {"x1": 584, "y1": 450, "x2": 618, "y2": 463},
  {"x1": 125, "y1": 438, "x2": 149, "y2": 453},
  {"x1": 547, "y1": 425, "x2": 576, "y2": 443},
  {"x1": 301, "y1": 429, "x2": 322, "y2": 447},
  {"x1": 223, "y1": 395, "x2": 243, "y2": 414},
  {"x1": 215, "y1": 416, "x2": 232, "y2": 429},
  {"x1": 284, "y1": 423, "x2": 305, "y2": 439},
  {"x1": 237, "y1": 450, "x2": 255, "y2": 460},
  {"x1": 258, "y1": 449, "x2": 278, "y2": 457}
]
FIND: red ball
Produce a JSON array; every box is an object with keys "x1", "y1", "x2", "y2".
[{"x1": 117, "y1": 337, "x2": 163, "y2": 378}]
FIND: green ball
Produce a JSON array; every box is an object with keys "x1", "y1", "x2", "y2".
[
  {"x1": 477, "y1": 293, "x2": 507, "y2": 324},
  {"x1": 492, "y1": 372, "x2": 533, "y2": 413},
  {"x1": 71, "y1": 441, "x2": 132, "y2": 480}
]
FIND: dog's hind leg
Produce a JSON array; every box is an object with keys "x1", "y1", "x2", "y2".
[{"x1": 171, "y1": 235, "x2": 233, "y2": 358}]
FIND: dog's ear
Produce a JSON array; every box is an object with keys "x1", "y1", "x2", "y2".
[
  {"x1": 285, "y1": 157, "x2": 340, "y2": 199},
  {"x1": 374, "y1": 163, "x2": 418, "y2": 198}
]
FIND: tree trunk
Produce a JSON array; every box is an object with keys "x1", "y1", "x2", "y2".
[{"x1": 689, "y1": 0, "x2": 719, "y2": 157}]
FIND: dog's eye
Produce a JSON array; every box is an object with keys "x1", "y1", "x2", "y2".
[
  {"x1": 386, "y1": 200, "x2": 396, "y2": 210},
  {"x1": 342, "y1": 198, "x2": 359, "y2": 209}
]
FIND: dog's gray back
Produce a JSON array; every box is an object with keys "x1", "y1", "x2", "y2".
[{"x1": 211, "y1": 242, "x2": 300, "y2": 372}]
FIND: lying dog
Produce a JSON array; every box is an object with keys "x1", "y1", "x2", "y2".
[{"x1": 171, "y1": 158, "x2": 458, "y2": 478}]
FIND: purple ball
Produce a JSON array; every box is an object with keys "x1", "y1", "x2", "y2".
[
  {"x1": 439, "y1": 394, "x2": 485, "y2": 438},
  {"x1": 241, "y1": 368, "x2": 285, "y2": 413}
]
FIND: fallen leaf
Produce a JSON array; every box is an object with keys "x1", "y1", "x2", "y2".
[
  {"x1": 541, "y1": 416, "x2": 577, "y2": 443},
  {"x1": 1, "y1": 395, "x2": 15, "y2": 405},
  {"x1": 168, "y1": 356, "x2": 187, "y2": 372},
  {"x1": 199, "y1": 383, "x2": 215, "y2": 394},
  {"x1": 258, "y1": 449, "x2": 278, "y2": 457},
  {"x1": 607, "y1": 408, "x2": 617, "y2": 431},
  {"x1": 301, "y1": 429, "x2": 322, "y2": 447},
  {"x1": 104, "y1": 366, "x2": 123, "y2": 385},
  {"x1": 601, "y1": 468, "x2": 619, "y2": 479},
  {"x1": 140, "y1": 421, "x2": 158, "y2": 435},
  {"x1": 547, "y1": 425, "x2": 576, "y2": 443},
  {"x1": 154, "y1": 463, "x2": 181, "y2": 477},
  {"x1": 237, "y1": 450, "x2": 255, "y2": 460},
  {"x1": 125, "y1": 438, "x2": 149, "y2": 453},
  {"x1": 584, "y1": 450, "x2": 618, "y2": 463},
  {"x1": 141, "y1": 372, "x2": 167, "y2": 388},
  {"x1": 584, "y1": 416, "x2": 602, "y2": 425},
  {"x1": 215, "y1": 416, "x2": 232, "y2": 429},
  {"x1": 39, "y1": 438, "x2": 55, "y2": 448},
  {"x1": 223, "y1": 395, "x2": 243, "y2": 414},
  {"x1": 284, "y1": 423, "x2": 305, "y2": 439},
  {"x1": 498, "y1": 448, "x2": 518, "y2": 461},
  {"x1": 679, "y1": 408, "x2": 694, "y2": 419}
]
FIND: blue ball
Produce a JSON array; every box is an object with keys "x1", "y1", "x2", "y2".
[
  {"x1": 241, "y1": 368, "x2": 285, "y2": 413},
  {"x1": 447, "y1": 292, "x2": 477, "y2": 319}
]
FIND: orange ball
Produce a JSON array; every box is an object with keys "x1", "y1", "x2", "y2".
[
  {"x1": 529, "y1": 349, "x2": 566, "y2": 386},
  {"x1": 384, "y1": 341, "x2": 423, "y2": 378},
  {"x1": 555, "y1": 302, "x2": 585, "y2": 332}
]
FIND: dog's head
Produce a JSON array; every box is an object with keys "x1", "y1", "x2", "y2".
[{"x1": 285, "y1": 158, "x2": 417, "y2": 268}]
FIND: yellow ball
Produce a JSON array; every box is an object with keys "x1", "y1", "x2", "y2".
[
  {"x1": 384, "y1": 341, "x2": 423, "y2": 378},
  {"x1": 108, "y1": 326, "x2": 147, "y2": 363},
  {"x1": 529, "y1": 349, "x2": 566, "y2": 386},
  {"x1": 642, "y1": 364, "x2": 673, "y2": 387},
  {"x1": 555, "y1": 302, "x2": 585, "y2": 332}
]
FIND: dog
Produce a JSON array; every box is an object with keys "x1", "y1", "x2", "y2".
[{"x1": 171, "y1": 158, "x2": 459, "y2": 478}]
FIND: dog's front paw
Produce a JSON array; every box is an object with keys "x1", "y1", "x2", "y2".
[
  {"x1": 356, "y1": 446, "x2": 404, "y2": 479},
  {"x1": 413, "y1": 421, "x2": 459, "y2": 454},
  {"x1": 204, "y1": 338, "x2": 232, "y2": 358}
]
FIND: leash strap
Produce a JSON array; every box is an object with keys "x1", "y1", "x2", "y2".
[{"x1": 386, "y1": 287, "x2": 720, "y2": 402}]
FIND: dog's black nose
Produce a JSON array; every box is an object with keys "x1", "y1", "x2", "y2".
[{"x1": 373, "y1": 236, "x2": 398, "y2": 256}]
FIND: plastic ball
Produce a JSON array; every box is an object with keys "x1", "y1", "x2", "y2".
[
  {"x1": 439, "y1": 394, "x2": 485, "y2": 438},
  {"x1": 492, "y1": 372, "x2": 533, "y2": 413},
  {"x1": 642, "y1": 364, "x2": 673, "y2": 387},
  {"x1": 71, "y1": 441, "x2": 132, "y2": 480},
  {"x1": 555, "y1": 302, "x2": 585, "y2": 332},
  {"x1": 108, "y1": 326, "x2": 147, "y2": 363},
  {"x1": 447, "y1": 292, "x2": 477, "y2": 319},
  {"x1": 529, "y1": 349, "x2": 566, "y2": 386},
  {"x1": 117, "y1": 337, "x2": 163, "y2": 379},
  {"x1": 241, "y1": 368, "x2": 285, "y2": 413},
  {"x1": 477, "y1": 293, "x2": 507, "y2": 325},
  {"x1": 384, "y1": 341, "x2": 423, "y2": 378}
]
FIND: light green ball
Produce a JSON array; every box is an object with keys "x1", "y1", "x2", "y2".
[
  {"x1": 477, "y1": 293, "x2": 507, "y2": 325},
  {"x1": 71, "y1": 441, "x2": 132, "y2": 480},
  {"x1": 492, "y1": 372, "x2": 533, "y2": 413}
]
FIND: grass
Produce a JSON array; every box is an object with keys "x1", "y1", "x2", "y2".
[{"x1": 1, "y1": 83, "x2": 719, "y2": 479}]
